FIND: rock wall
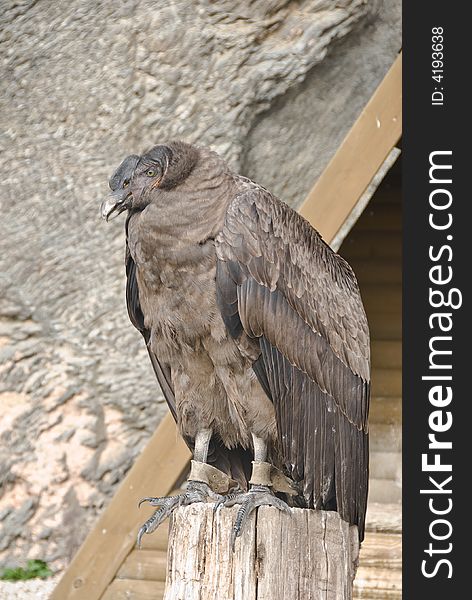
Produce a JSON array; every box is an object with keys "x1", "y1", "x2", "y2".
[{"x1": 0, "y1": 0, "x2": 400, "y2": 572}]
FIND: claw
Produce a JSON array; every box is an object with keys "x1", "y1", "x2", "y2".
[
  {"x1": 136, "y1": 481, "x2": 220, "y2": 547},
  {"x1": 213, "y1": 489, "x2": 239, "y2": 514},
  {"x1": 217, "y1": 484, "x2": 292, "y2": 551},
  {"x1": 213, "y1": 497, "x2": 224, "y2": 514},
  {"x1": 136, "y1": 524, "x2": 147, "y2": 549},
  {"x1": 138, "y1": 496, "x2": 166, "y2": 509}
]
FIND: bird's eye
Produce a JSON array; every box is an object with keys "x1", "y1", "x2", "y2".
[
  {"x1": 146, "y1": 169, "x2": 156, "y2": 177},
  {"x1": 122, "y1": 180, "x2": 129, "y2": 188}
]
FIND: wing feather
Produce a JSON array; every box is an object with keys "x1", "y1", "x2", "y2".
[{"x1": 215, "y1": 186, "x2": 370, "y2": 539}]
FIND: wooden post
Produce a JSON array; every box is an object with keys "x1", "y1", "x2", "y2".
[{"x1": 164, "y1": 504, "x2": 359, "y2": 600}]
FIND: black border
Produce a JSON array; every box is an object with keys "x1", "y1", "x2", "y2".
[{"x1": 403, "y1": 3, "x2": 467, "y2": 595}]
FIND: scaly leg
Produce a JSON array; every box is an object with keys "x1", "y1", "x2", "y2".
[
  {"x1": 137, "y1": 428, "x2": 229, "y2": 546},
  {"x1": 215, "y1": 434, "x2": 291, "y2": 550}
]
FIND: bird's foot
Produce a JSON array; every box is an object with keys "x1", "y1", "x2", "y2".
[
  {"x1": 137, "y1": 480, "x2": 222, "y2": 547},
  {"x1": 215, "y1": 484, "x2": 292, "y2": 551}
]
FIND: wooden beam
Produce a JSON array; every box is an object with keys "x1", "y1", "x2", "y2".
[
  {"x1": 102, "y1": 579, "x2": 166, "y2": 600},
  {"x1": 117, "y1": 549, "x2": 167, "y2": 581},
  {"x1": 164, "y1": 504, "x2": 359, "y2": 600},
  {"x1": 299, "y1": 53, "x2": 402, "y2": 244},
  {"x1": 50, "y1": 413, "x2": 190, "y2": 600}
]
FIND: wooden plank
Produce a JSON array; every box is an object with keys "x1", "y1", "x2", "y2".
[
  {"x1": 367, "y1": 312, "x2": 402, "y2": 340},
  {"x1": 369, "y1": 397, "x2": 401, "y2": 425},
  {"x1": 139, "y1": 522, "x2": 171, "y2": 552},
  {"x1": 354, "y1": 586, "x2": 401, "y2": 599},
  {"x1": 354, "y1": 589, "x2": 401, "y2": 600},
  {"x1": 370, "y1": 423, "x2": 401, "y2": 452},
  {"x1": 354, "y1": 591, "x2": 401, "y2": 600},
  {"x1": 51, "y1": 413, "x2": 191, "y2": 600},
  {"x1": 349, "y1": 259, "x2": 402, "y2": 284},
  {"x1": 354, "y1": 204, "x2": 402, "y2": 232},
  {"x1": 360, "y1": 533, "x2": 402, "y2": 569},
  {"x1": 299, "y1": 54, "x2": 401, "y2": 242},
  {"x1": 371, "y1": 341, "x2": 402, "y2": 368},
  {"x1": 370, "y1": 451, "x2": 401, "y2": 481},
  {"x1": 354, "y1": 566, "x2": 402, "y2": 600},
  {"x1": 365, "y1": 503, "x2": 402, "y2": 534},
  {"x1": 102, "y1": 579, "x2": 165, "y2": 600},
  {"x1": 117, "y1": 549, "x2": 167, "y2": 581},
  {"x1": 341, "y1": 231, "x2": 401, "y2": 260},
  {"x1": 360, "y1": 285, "x2": 402, "y2": 314},
  {"x1": 368, "y1": 479, "x2": 402, "y2": 504},
  {"x1": 371, "y1": 368, "x2": 401, "y2": 397},
  {"x1": 372, "y1": 188, "x2": 401, "y2": 205},
  {"x1": 329, "y1": 147, "x2": 401, "y2": 252}
]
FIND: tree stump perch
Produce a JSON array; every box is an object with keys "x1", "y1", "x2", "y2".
[{"x1": 164, "y1": 504, "x2": 359, "y2": 600}]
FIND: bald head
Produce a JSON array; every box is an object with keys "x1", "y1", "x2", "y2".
[{"x1": 131, "y1": 141, "x2": 200, "y2": 203}]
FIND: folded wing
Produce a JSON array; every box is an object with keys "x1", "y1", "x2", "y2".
[{"x1": 215, "y1": 186, "x2": 370, "y2": 539}]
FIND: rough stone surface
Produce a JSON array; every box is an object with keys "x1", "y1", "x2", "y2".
[
  {"x1": 244, "y1": 2, "x2": 401, "y2": 207},
  {"x1": 0, "y1": 0, "x2": 400, "y2": 573},
  {"x1": 0, "y1": 575, "x2": 60, "y2": 600}
]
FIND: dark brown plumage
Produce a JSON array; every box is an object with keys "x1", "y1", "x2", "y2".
[
  {"x1": 102, "y1": 152, "x2": 250, "y2": 484},
  {"x1": 215, "y1": 185, "x2": 370, "y2": 538},
  {"x1": 102, "y1": 141, "x2": 370, "y2": 542}
]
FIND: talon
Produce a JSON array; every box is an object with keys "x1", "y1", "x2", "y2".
[
  {"x1": 136, "y1": 481, "x2": 218, "y2": 547},
  {"x1": 138, "y1": 496, "x2": 162, "y2": 509},
  {"x1": 215, "y1": 484, "x2": 292, "y2": 551},
  {"x1": 213, "y1": 498, "x2": 224, "y2": 514},
  {"x1": 231, "y1": 526, "x2": 238, "y2": 552},
  {"x1": 136, "y1": 524, "x2": 148, "y2": 549}
]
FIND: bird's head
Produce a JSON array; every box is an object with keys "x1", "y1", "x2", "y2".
[
  {"x1": 129, "y1": 141, "x2": 199, "y2": 209},
  {"x1": 101, "y1": 154, "x2": 140, "y2": 221}
]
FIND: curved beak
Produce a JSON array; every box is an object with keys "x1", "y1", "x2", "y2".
[{"x1": 100, "y1": 190, "x2": 131, "y2": 221}]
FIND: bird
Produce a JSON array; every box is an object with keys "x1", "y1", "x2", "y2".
[{"x1": 101, "y1": 141, "x2": 370, "y2": 548}]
